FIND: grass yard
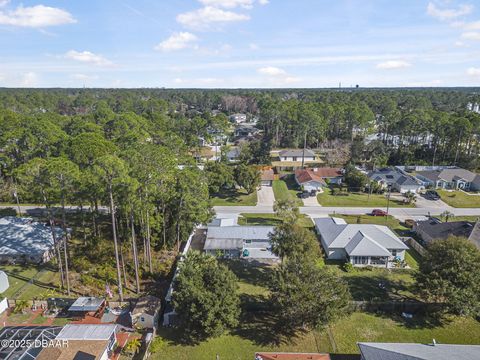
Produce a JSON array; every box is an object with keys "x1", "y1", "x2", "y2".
[
  {"x1": 331, "y1": 312, "x2": 480, "y2": 354},
  {"x1": 318, "y1": 190, "x2": 414, "y2": 207},
  {"x1": 210, "y1": 188, "x2": 257, "y2": 206},
  {"x1": 238, "y1": 213, "x2": 314, "y2": 228},
  {"x1": 0, "y1": 264, "x2": 62, "y2": 300},
  {"x1": 272, "y1": 175, "x2": 303, "y2": 206},
  {"x1": 437, "y1": 190, "x2": 480, "y2": 208}
]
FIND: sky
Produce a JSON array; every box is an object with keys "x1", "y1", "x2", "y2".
[{"x1": 0, "y1": 0, "x2": 480, "y2": 88}]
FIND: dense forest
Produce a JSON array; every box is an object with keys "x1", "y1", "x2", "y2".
[{"x1": 1, "y1": 87, "x2": 480, "y2": 298}]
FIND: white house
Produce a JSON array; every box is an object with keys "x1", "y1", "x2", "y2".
[
  {"x1": 204, "y1": 221, "x2": 277, "y2": 259},
  {"x1": 131, "y1": 295, "x2": 162, "y2": 329},
  {"x1": 229, "y1": 113, "x2": 247, "y2": 123},
  {"x1": 295, "y1": 168, "x2": 343, "y2": 192},
  {"x1": 314, "y1": 217, "x2": 408, "y2": 268},
  {"x1": 279, "y1": 149, "x2": 316, "y2": 162}
]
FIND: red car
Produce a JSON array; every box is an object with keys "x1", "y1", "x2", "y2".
[{"x1": 371, "y1": 209, "x2": 387, "y2": 216}]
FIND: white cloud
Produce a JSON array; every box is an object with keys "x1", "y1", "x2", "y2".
[
  {"x1": 154, "y1": 32, "x2": 198, "y2": 51},
  {"x1": 461, "y1": 31, "x2": 480, "y2": 40},
  {"x1": 257, "y1": 66, "x2": 287, "y2": 76},
  {"x1": 198, "y1": 0, "x2": 268, "y2": 8},
  {"x1": 64, "y1": 50, "x2": 113, "y2": 66},
  {"x1": 176, "y1": 6, "x2": 250, "y2": 30},
  {"x1": 463, "y1": 20, "x2": 480, "y2": 30},
  {"x1": 376, "y1": 60, "x2": 412, "y2": 69},
  {"x1": 71, "y1": 73, "x2": 99, "y2": 81},
  {"x1": 21, "y1": 72, "x2": 37, "y2": 87},
  {"x1": 467, "y1": 67, "x2": 480, "y2": 76},
  {"x1": 0, "y1": 5, "x2": 76, "y2": 27},
  {"x1": 426, "y1": 2, "x2": 473, "y2": 21},
  {"x1": 0, "y1": 0, "x2": 10, "y2": 7},
  {"x1": 199, "y1": 0, "x2": 254, "y2": 9},
  {"x1": 249, "y1": 43, "x2": 259, "y2": 50}
]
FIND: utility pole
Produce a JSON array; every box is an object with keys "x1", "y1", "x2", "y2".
[
  {"x1": 301, "y1": 131, "x2": 307, "y2": 168},
  {"x1": 386, "y1": 185, "x2": 391, "y2": 218}
]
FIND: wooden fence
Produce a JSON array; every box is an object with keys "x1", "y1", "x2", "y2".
[{"x1": 404, "y1": 237, "x2": 427, "y2": 256}]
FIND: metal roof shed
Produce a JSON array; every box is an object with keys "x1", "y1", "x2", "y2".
[{"x1": 68, "y1": 297, "x2": 105, "y2": 312}]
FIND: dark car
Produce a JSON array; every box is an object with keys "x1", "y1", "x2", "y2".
[
  {"x1": 299, "y1": 191, "x2": 310, "y2": 199},
  {"x1": 371, "y1": 209, "x2": 387, "y2": 216},
  {"x1": 425, "y1": 190, "x2": 441, "y2": 200}
]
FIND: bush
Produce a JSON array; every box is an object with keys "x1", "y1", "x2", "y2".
[
  {"x1": 0, "y1": 207, "x2": 17, "y2": 217},
  {"x1": 343, "y1": 262, "x2": 355, "y2": 273},
  {"x1": 149, "y1": 337, "x2": 166, "y2": 353}
]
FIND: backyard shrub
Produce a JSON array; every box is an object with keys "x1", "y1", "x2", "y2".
[{"x1": 343, "y1": 262, "x2": 355, "y2": 273}]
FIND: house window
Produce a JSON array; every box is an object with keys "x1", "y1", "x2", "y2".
[
  {"x1": 390, "y1": 249, "x2": 397, "y2": 257},
  {"x1": 245, "y1": 240, "x2": 252, "y2": 244},
  {"x1": 293, "y1": 157, "x2": 297, "y2": 161},
  {"x1": 353, "y1": 256, "x2": 368, "y2": 265},
  {"x1": 140, "y1": 317, "x2": 145, "y2": 322}
]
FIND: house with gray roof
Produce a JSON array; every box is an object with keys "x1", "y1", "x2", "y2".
[
  {"x1": 205, "y1": 221, "x2": 277, "y2": 260},
  {"x1": 368, "y1": 167, "x2": 424, "y2": 193},
  {"x1": 314, "y1": 217, "x2": 408, "y2": 268},
  {"x1": 415, "y1": 166, "x2": 480, "y2": 190},
  {"x1": 0, "y1": 217, "x2": 63, "y2": 264},
  {"x1": 414, "y1": 218, "x2": 480, "y2": 249},
  {"x1": 279, "y1": 149, "x2": 316, "y2": 162},
  {"x1": 358, "y1": 341, "x2": 480, "y2": 360}
]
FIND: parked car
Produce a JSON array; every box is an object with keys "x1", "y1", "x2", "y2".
[
  {"x1": 425, "y1": 190, "x2": 441, "y2": 200},
  {"x1": 371, "y1": 209, "x2": 387, "y2": 216},
  {"x1": 299, "y1": 191, "x2": 310, "y2": 199}
]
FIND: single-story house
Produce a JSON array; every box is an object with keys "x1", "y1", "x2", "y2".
[
  {"x1": 192, "y1": 146, "x2": 220, "y2": 162},
  {"x1": 295, "y1": 168, "x2": 343, "y2": 192},
  {"x1": 234, "y1": 125, "x2": 260, "y2": 138},
  {"x1": 314, "y1": 217, "x2": 408, "y2": 268},
  {"x1": 414, "y1": 218, "x2": 480, "y2": 248},
  {"x1": 0, "y1": 217, "x2": 63, "y2": 264},
  {"x1": 368, "y1": 168, "x2": 424, "y2": 193},
  {"x1": 415, "y1": 167, "x2": 480, "y2": 191},
  {"x1": 38, "y1": 324, "x2": 119, "y2": 360},
  {"x1": 260, "y1": 169, "x2": 275, "y2": 186},
  {"x1": 204, "y1": 222, "x2": 277, "y2": 259},
  {"x1": 226, "y1": 147, "x2": 241, "y2": 162},
  {"x1": 229, "y1": 113, "x2": 247, "y2": 124},
  {"x1": 0, "y1": 271, "x2": 9, "y2": 294},
  {"x1": 131, "y1": 295, "x2": 162, "y2": 329},
  {"x1": 358, "y1": 342, "x2": 480, "y2": 360},
  {"x1": 279, "y1": 149, "x2": 316, "y2": 162}
]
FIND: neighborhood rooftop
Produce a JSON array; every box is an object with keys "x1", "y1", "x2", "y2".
[
  {"x1": 68, "y1": 297, "x2": 105, "y2": 312},
  {"x1": 358, "y1": 342, "x2": 480, "y2": 360},
  {"x1": 279, "y1": 149, "x2": 316, "y2": 157},
  {"x1": 0, "y1": 217, "x2": 61, "y2": 258},
  {"x1": 56, "y1": 324, "x2": 117, "y2": 340}
]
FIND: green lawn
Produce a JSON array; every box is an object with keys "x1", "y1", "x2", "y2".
[
  {"x1": 153, "y1": 311, "x2": 480, "y2": 359},
  {"x1": 318, "y1": 190, "x2": 413, "y2": 207},
  {"x1": 437, "y1": 190, "x2": 480, "y2": 208},
  {"x1": 404, "y1": 249, "x2": 421, "y2": 270},
  {"x1": 238, "y1": 213, "x2": 314, "y2": 228},
  {"x1": 210, "y1": 188, "x2": 257, "y2": 206},
  {"x1": 0, "y1": 264, "x2": 61, "y2": 299},
  {"x1": 272, "y1": 176, "x2": 303, "y2": 206}
]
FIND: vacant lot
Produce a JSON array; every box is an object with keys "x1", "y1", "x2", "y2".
[
  {"x1": 272, "y1": 175, "x2": 303, "y2": 206},
  {"x1": 154, "y1": 259, "x2": 480, "y2": 360},
  {"x1": 437, "y1": 190, "x2": 480, "y2": 208},
  {"x1": 238, "y1": 213, "x2": 313, "y2": 228},
  {"x1": 210, "y1": 188, "x2": 257, "y2": 206},
  {"x1": 318, "y1": 191, "x2": 413, "y2": 207}
]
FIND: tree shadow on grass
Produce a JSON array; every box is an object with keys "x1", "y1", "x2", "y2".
[
  {"x1": 233, "y1": 293, "x2": 303, "y2": 346},
  {"x1": 222, "y1": 259, "x2": 274, "y2": 288},
  {"x1": 344, "y1": 274, "x2": 414, "y2": 302},
  {"x1": 211, "y1": 189, "x2": 249, "y2": 203}
]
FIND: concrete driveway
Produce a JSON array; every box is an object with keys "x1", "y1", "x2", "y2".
[
  {"x1": 415, "y1": 195, "x2": 450, "y2": 210},
  {"x1": 256, "y1": 185, "x2": 275, "y2": 207},
  {"x1": 302, "y1": 195, "x2": 320, "y2": 207}
]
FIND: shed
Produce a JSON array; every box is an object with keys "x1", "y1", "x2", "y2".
[{"x1": 131, "y1": 295, "x2": 162, "y2": 329}]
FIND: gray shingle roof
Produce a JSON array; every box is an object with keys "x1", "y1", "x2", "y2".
[
  {"x1": 416, "y1": 168, "x2": 478, "y2": 183},
  {"x1": 279, "y1": 149, "x2": 316, "y2": 157},
  {"x1": 205, "y1": 225, "x2": 274, "y2": 250},
  {"x1": 358, "y1": 342, "x2": 480, "y2": 360},
  {"x1": 314, "y1": 217, "x2": 407, "y2": 255},
  {"x1": 368, "y1": 168, "x2": 421, "y2": 187}
]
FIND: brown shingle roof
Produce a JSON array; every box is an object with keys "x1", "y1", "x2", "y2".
[
  {"x1": 37, "y1": 340, "x2": 109, "y2": 360},
  {"x1": 261, "y1": 169, "x2": 275, "y2": 181},
  {"x1": 295, "y1": 169, "x2": 326, "y2": 185},
  {"x1": 132, "y1": 295, "x2": 162, "y2": 317},
  {"x1": 311, "y1": 167, "x2": 342, "y2": 178}
]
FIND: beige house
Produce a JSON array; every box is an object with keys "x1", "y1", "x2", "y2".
[{"x1": 131, "y1": 295, "x2": 162, "y2": 329}]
